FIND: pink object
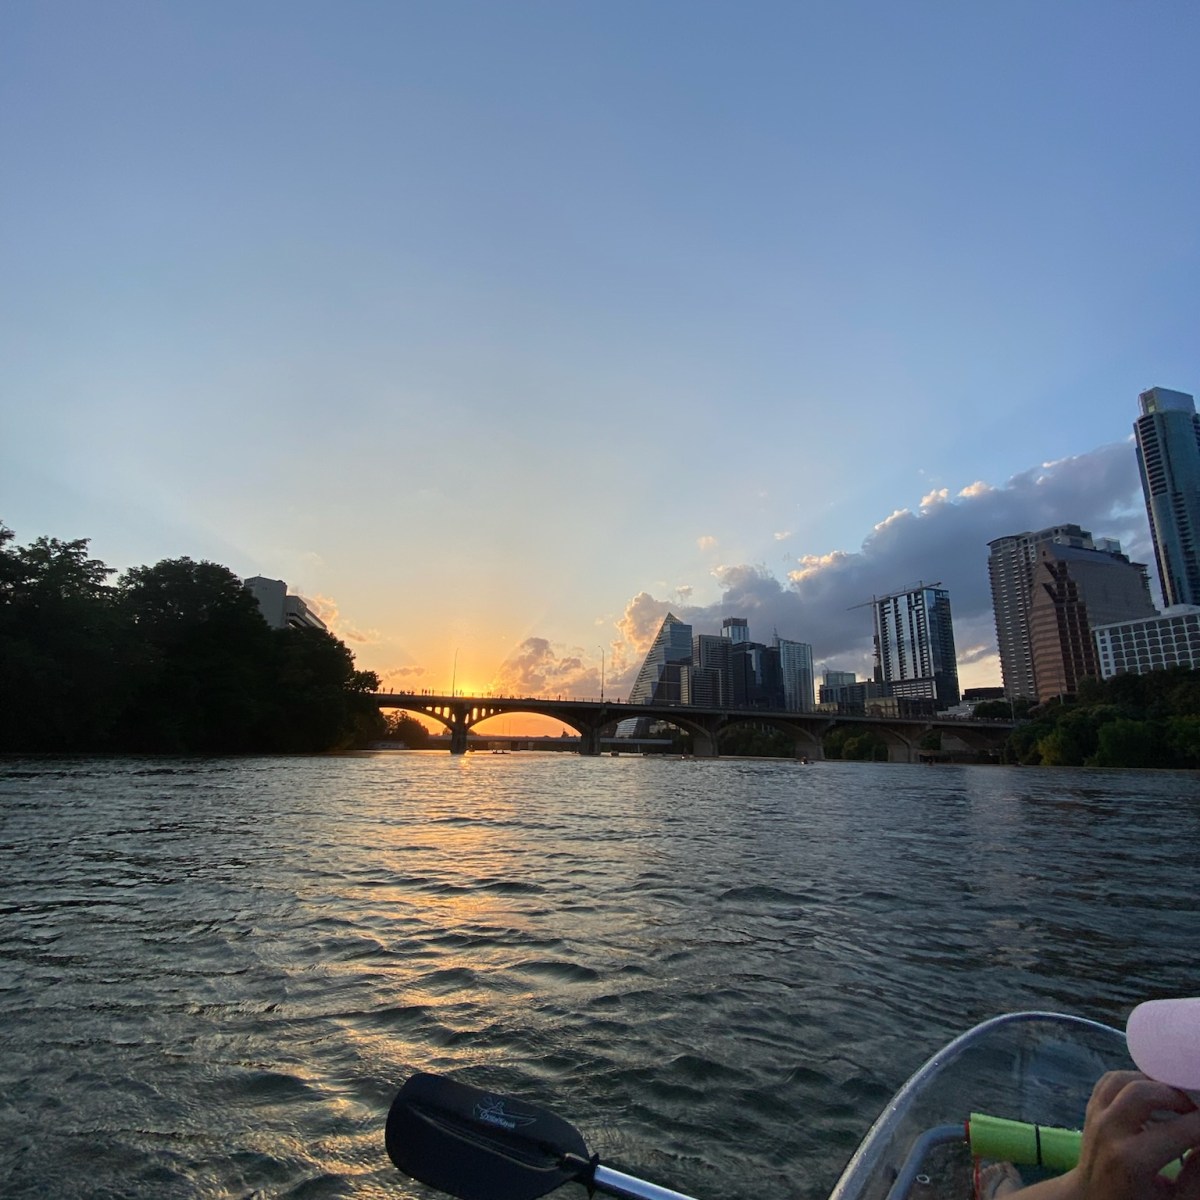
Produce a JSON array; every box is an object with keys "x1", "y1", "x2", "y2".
[{"x1": 1127, "y1": 998, "x2": 1200, "y2": 1090}]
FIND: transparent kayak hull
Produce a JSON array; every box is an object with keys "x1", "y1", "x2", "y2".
[{"x1": 827, "y1": 1012, "x2": 1132, "y2": 1200}]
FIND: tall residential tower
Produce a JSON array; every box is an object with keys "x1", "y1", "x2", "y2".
[
  {"x1": 988, "y1": 525, "x2": 1105, "y2": 700},
  {"x1": 871, "y1": 583, "x2": 960, "y2": 708},
  {"x1": 1134, "y1": 387, "x2": 1200, "y2": 608},
  {"x1": 1028, "y1": 542, "x2": 1156, "y2": 699}
]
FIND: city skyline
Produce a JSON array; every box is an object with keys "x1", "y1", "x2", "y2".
[{"x1": 3, "y1": 3, "x2": 1197, "y2": 733}]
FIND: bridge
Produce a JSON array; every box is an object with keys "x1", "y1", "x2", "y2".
[{"x1": 372, "y1": 692, "x2": 1015, "y2": 763}]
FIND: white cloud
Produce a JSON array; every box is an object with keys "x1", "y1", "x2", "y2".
[
  {"x1": 491, "y1": 441, "x2": 1150, "y2": 698},
  {"x1": 493, "y1": 637, "x2": 595, "y2": 698}
]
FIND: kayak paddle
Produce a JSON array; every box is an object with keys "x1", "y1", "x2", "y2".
[{"x1": 386, "y1": 1072, "x2": 701, "y2": 1200}]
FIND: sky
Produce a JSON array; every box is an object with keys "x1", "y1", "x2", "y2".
[{"x1": 3, "y1": 2, "x2": 1198, "y2": 730}]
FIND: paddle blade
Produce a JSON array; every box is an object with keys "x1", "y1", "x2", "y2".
[{"x1": 386, "y1": 1073, "x2": 592, "y2": 1200}]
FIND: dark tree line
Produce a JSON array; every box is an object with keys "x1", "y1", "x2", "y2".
[
  {"x1": 0, "y1": 525, "x2": 384, "y2": 754},
  {"x1": 975, "y1": 672, "x2": 1200, "y2": 768}
]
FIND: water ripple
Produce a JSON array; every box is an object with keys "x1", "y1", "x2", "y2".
[{"x1": 1, "y1": 755, "x2": 1198, "y2": 1199}]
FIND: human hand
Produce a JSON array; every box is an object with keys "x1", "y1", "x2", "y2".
[{"x1": 1074, "y1": 1071, "x2": 1200, "y2": 1200}]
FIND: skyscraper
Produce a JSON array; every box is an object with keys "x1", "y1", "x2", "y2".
[
  {"x1": 774, "y1": 636, "x2": 815, "y2": 712},
  {"x1": 1028, "y1": 542, "x2": 1156, "y2": 699},
  {"x1": 626, "y1": 612, "x2": 693, "y2": 705},
  {"x1": 691, "y1": 633, "x2": 730, "y2": 706},
  {"x1": 988, "y1": 525, "x2": 1102, "y2": 700},
  {"x1": 1134, "y1": 387, "x2": 1200, "y2": 608},
  {"x1": 872, "y1": 583, "x2": 960, "y2": 708},
  {"x1": 721, "y1": 616, "x2": 750, "y2": 643}
]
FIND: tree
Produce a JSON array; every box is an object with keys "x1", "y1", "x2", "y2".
[
  {"x1": 718, "y1": 722, "x2": 794, "y2": 757},
  {"x1": 0, "y1": 529, "x2": 125, "y2": 750},
  {"x1": 1165, "y1": 716, "x2": 1200, "y2": 767},
  {"x1": 383, "y1": 712, "x2": 432, "y2": 748},
  {"x1": 1089, "y1": 719, "x2": 1165, "y2": 769},
  {"x1": 842, "y1": 732, "x2": 888, "y2": 761},
  {"x1": 0, "y1": 528, "x2": 387, "y2": 754},
  {"x1": 267, "y1": 627, "x2": 385, "y2": 751},
  {"x1": 114, "y1": 558, "x2": 277, "y2": 752}
]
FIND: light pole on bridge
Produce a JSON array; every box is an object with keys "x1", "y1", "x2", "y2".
[{"x1": 598, "y1": 646, "x2": 605, "y2": 701}]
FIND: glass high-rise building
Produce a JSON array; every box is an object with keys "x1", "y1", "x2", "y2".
[
  {"x1": 988, "y1": 525, "x2": 1099, "y2": 701},
  {"x1": 872, "y1": 584, "x2": 960, "y2": 708},
  {"x1": 1028, "y1": 543, "x2": 1155, "y2": 699},
  {"x1": 626, "y1": 613, "x2": 693, "y2": 705},
  {"x1": 774, "y1": 636, "x2": 815, "y2": 712},
  {"x1": 721, "y1": 617, "x2": 750, "y2": 643},
  {"x1": 691, "y1": 634, "x2": 730, "y2": 706},
  {"x1": 1134, "y1": 387, "x2": 1200, "y2": 608}
]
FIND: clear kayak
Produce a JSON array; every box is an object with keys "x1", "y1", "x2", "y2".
[{"x1": 827, "y1": 1012, "x2": 1132, "y2": 1200}]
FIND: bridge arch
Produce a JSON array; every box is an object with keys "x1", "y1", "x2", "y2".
[{"x1": 371, "y1": 693, "x2": 1013, "y2": 760}]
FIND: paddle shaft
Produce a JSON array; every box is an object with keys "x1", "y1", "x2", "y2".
[{"x1": 592, "y1": 1164, "x2": 700, "y2": 1200}]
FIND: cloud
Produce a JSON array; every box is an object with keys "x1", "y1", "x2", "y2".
[
  {"x1": 493, "y1": 637, "x2": 598, "y2": 698},
  {"x1": 307, "y1": 593, "x2": 384, "y2": 645},
  {"x1": 491, "y1": 441, "x2": 1150, "y2": 697},
  {"x1": 383, "y1": 664, "x2": 427, "y2": 682},
  {"x1": 697, "y1": 535, "x2": 717, "y2": 551}
]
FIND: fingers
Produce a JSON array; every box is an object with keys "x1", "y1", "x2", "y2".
[
  {"x1": 1131, "y1": 1109, "x2": 1200, "y2": 1173},
  {"x1": 1094, "y1": 1075, "x2": 1198, "y2": 1132},
  {"x1": 1083, "y1": 1072, "x2": 1200, "y2": 1182},
  {"x1": 1090, "y1": 1071, "x2": 1150, "y2": 1111}
]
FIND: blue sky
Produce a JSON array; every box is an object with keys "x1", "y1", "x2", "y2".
[{"x1": 3, "y1": 1, "x2": 1197, "y2": 704}]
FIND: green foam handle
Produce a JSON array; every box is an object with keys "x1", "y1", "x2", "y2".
[
  {"x1": 968, "y1": 1114, "x2": 1183, "y2": 1180},
  {"x1": 968, "y1": 1113, "x2": 1081, "y2": 1171}
]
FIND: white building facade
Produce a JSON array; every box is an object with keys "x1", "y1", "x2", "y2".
[
  {"x1": 243, "y1": 575, "x2": 327, "y2": 632},
  {"x1": 1093, "y1": 607, "x2": 1200, "y2": 679}
]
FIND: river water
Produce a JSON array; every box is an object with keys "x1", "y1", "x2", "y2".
[{"x1": 1, "y1": 754, "x2": 1197, "y2": 1200}]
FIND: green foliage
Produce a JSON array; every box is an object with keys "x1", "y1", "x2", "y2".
[
  {"x1": 0, "y1": 525, "x2": 383, "y2": 754},
  {"x1": 0, "y1": 527, "x2": 127, "y2": 750},
  {"x1": 383, "y1": 712, "x2": 432, "y2": 748},
  {"x1": 821, "y1": 728, "x2": 848, "y2": 759},
  {"x1": 1089, "y1": 718, "x2": 1167, "y2": 769},
  {"x1": 717, "y1": 722, "x2": 796, "y2": 757},
  {"x1": 651, "y1": 722, "x2": 693, "y2": 753},
  {"x1": 997, "y1": 667, "x2": 1200, "y2": 769},
  {"x1": 841, "y1": 732, "x2": 889, "y2": 761},
  {"x1": 1166, "y1": 715, "x2": 1200, "y2": 763},
  {"x1": 822, "y1": 726, "x2": 889, "y2": 761}
]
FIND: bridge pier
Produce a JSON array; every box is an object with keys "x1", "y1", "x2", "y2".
[
  {"x1": 580, "y1": 729, "x2": 602, "y2": 756},
  {"x1": 449, "y1": 725, "x2": 469, "y2": 755}
]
